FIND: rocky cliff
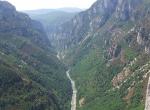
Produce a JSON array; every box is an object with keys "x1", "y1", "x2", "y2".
[{"x1": 50, "y1": 0, "x2": 147, "y2": 51}]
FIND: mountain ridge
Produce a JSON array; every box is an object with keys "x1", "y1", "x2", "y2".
[{"x1": 23, "y1": 8, "x2": 82, "y2": 16}]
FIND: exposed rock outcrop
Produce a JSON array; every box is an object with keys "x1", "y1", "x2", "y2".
[
  {"x1": 145, "y1": 46, "x2": 150, "y2": 54},
  {"x1": 135, "y1": 27, "x2": 150, "y2": 54},
  {"x1": 137, "y1": 32, "x2": 144, "y2": 45},
  {"x1": 79, "y1": 98, "x2": 85, "y2": 107},
  {"x1": 112, "y1": 67, "x2": 131, "y2": 87},
  {"x1": 115, "y1": 0, "x2": 142, "y2": 21}
]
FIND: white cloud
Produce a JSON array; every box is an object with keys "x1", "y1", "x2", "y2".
[{"x1": 5, "y1": 0, "x2": 97, "y2": 10}]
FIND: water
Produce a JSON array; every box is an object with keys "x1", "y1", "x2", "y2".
[
  {"x1": 56, "y1": 53, "x2": 77, "y2": 110},
  {"x1": 66, "y1": 70, "x2": 77, "y2": 110}
]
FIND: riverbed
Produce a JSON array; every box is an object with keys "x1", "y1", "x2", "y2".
[{"x1": 66, "y1": 70, "x2": 77, "y2": 110}]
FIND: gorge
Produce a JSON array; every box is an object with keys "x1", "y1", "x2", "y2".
[
  {"x1": 0, "y1": 0, "x2": 150, "y2": 110},
  {"x1": 48, "y1": 0, "x2": 150, "y2": 110}
]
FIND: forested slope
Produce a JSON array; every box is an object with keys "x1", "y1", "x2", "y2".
[{"x1": 0, "y1": 1, "x2": 71, "y2": 110}]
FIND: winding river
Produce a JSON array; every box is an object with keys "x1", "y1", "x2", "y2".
[
  {"x1": 66, "y1": 70, "x2": 77, "y2": 110},
  {"x1": 57, "y1": 53, "x2": 77, "y2": 110}
]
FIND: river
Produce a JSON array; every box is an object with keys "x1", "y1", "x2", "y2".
[
  {"x1": 57, "y1": 53, "x2": 77, "y2": 110},
  {"x1": 66, "y1": 70, "x2": 77, "y2": 110},
  {"x1": 145, "y1": 74, "x2": 150, "y2": 110}
]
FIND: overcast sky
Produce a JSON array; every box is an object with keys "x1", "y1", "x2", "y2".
[{"x1": 5, "y1": 0, "x2": 97, "y2": 10}]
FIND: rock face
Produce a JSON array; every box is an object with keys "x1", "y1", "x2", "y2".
[
  {"x1": 79, "y1": 98, "x2": 85, "y2": 107},
  {"x1": 112, "y1": 67, "x2": 131, "y2": 87},
  {"x1": 108, "y1": 44, "x2": 122, "y2": 58},
  {"x1": 145, "y1": 46, "x2": 150, "y2": 54},
  {"x1": 115, "y1": 0, "x2": 142, "y2": 20},
  {"x1": 137, "y1": 32, "x2": 144, "y2": 45},
  {"x1": 50, "y1": 0, "x2": 143, "y2": 51},
  {"x1": 134, "y1": 26, "x2": 150, "y2": 54}
]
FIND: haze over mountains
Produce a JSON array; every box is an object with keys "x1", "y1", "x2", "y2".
[
  {"x1": 24, "y1": 8, "x2": 82, "y2": 43},
  {"x1": 0, "y1": 0, "x2": 150, "y2": 110},
  {"x1": 24, "y1": 8, "x2": 82, "y2": 15}
]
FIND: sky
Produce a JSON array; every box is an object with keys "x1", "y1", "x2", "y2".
[{"x1": 4, "y1": 0, "x2": 97, "y2": 11}]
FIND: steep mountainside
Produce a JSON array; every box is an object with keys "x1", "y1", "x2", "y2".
[
  {"x1": 0, "y1": 1, "x2": 71, "y2": 110},
  {"x1": 50, "y1": 0, "x2": 149, "y2": 51},
  {"x1": 50, "y1": 0, "x2": 150, "y2": 110}
]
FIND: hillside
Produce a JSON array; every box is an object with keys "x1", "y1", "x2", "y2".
[
  {"x1": 50, "y1": 0, "x2": 150, "y2": 110},
  {"x1": 0, "y1": 1, "x2": 71, "y2": 110}
]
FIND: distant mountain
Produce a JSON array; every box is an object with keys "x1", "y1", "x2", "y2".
[
  {"x1": 24, "y1": 8, "x2": 82, "y2": 45},
  {"x1": 23, "y1": 8, "x2": 82, "y2": 16},
  {"x1": 24, "y1": 9, "x2": 57, "y2": 15},
  {"x1": 57, "y1": 7, "x2": 83, "y2": 13},
  {"x1": 26, "y1": 10, "x2": 77, "y2": 30},
  {"x1": 0, "y1": 1, "x2": 71, "y2": 110}
]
